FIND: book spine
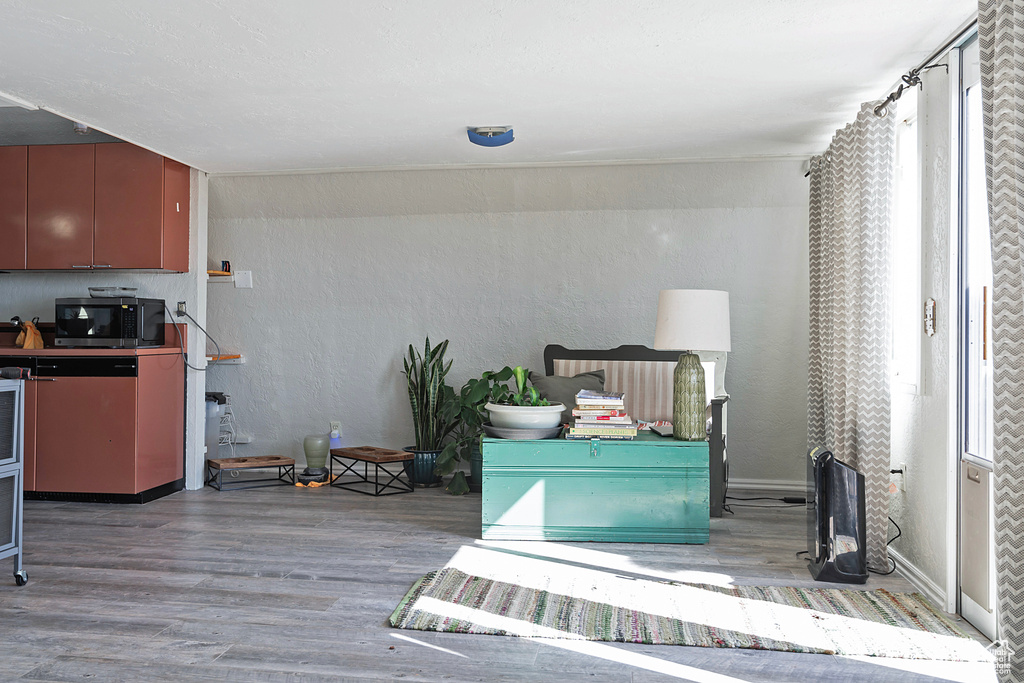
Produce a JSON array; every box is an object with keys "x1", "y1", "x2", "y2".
[
  {"x1": 574, "y1": 416, "x2": 632, "y2": 423},
  {"x1": 572, "y1": 409, "x2": 628, "y2": 417},
  {"x1": 565, "y1": 434, "x2": 635, "y2": 440},
  {"x1": 574, "y1": 401, "x2": 626, "y2": 408},
  {"x1": 567, "y1": 428, "x2": 639, "y2": 436}
]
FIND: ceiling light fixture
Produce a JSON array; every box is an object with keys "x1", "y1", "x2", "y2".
[
  {"x1": 467, "y1": 126, "x2": 514, "y2": 147},
  {"x1": 72, "y1": 122, "x2": 90, "y2": 135}
]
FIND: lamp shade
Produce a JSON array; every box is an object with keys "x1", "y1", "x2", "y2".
[{"x1": 654, "y1": 289, "x2": 731, "y2": 352}]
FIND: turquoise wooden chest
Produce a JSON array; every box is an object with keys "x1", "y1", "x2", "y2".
[{"x1": 481, "y1": 433, "x2": 709, "y2": 543}]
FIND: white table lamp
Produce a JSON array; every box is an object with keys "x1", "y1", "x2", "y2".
[{"x1": 654, "y1": 289, "x2": 731, "y2": 440}]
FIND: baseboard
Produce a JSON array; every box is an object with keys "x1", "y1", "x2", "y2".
[
  {"x1": 727, "y1": 477, "x2": 805, "y2": 495},
  {"x1": 888, "y1": 547, "x2": 947, "y2": 609}
]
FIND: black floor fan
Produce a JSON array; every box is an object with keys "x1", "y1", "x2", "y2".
[{"x1": 806, "y1": 446, "x2": 868, "y2": 584}]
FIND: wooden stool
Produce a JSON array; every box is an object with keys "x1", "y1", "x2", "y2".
[
  {"x1": 206, "y1": 456, "x2": 295, "y2": 491},
  {"x1": 330, "y1": 447, "x2": 414, "y2": 496}
]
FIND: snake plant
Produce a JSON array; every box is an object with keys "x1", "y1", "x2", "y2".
[{"x1": 402, "y1": 338, "x2": 459, "y2": 451}]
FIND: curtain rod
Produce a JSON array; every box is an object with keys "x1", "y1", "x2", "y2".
[{"x1": 873, "y1": 18, "x2": 978, "y2": 117}]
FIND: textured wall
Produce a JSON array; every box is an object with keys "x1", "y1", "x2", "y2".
[
  {"x1": 888, "y1": 65, "x2": 956, "y2": 602},
  {"x1": 0, "y1": 170, "x2": 209, "y2": 489},
  {"x1": 206, "y1": 160, "x2": 810, "y2": 483}
]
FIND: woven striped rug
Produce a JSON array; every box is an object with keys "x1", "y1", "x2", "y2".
[{"x1": 390, "y1": 567, "x2": 992, "y2": 661}]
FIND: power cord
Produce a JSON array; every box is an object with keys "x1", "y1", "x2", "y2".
[
  {"x1": 868, "y1": 518, "x2": 901, "y2": 577},
  {"x1": 162, "y1": 303, "x2": 222, "y2": 372}
]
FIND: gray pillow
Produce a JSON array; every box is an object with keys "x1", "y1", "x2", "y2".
[{"x1": 528, "y1": 370, "x2": 606, "y2": 425}]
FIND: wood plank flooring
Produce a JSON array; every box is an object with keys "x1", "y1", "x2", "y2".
[{"x1": 0, "y1": 484, "x2": 996, "y2": 682}]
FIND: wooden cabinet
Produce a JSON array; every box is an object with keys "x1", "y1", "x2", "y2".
[
  {"x1": 22, "y1": 380, "x2": 35, "y2": 492},
  {"x1": 19, "y1": 142, "x2": 189, "y2": 272},
  {"x1": 35, "y1": 376, "x2": 138, "y2": 494},
  {"x1": 482, "y1": 433, "x2": 710, "y2": 543},
  {"x1": 26, "y1": 144, "x2": 95, "y2": 270},
  {"x1": 14, "y1": 352, "x2": 184, "y2": 500},
  {"x1": 0, "y1": 146, "x2": 28, "y2": 270},
  {"x1": 95, "y1": 144, "x2": 189, "y2": 271}
]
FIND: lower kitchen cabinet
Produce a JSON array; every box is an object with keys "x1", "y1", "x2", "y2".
[
  {"x1": 9, "y1": 352, "x2": 184, "y2": 501},
  {"x1": 35, "y1": 375, "x2": 138, "y2": 494}
]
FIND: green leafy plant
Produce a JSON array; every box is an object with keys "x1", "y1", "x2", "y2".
[
  {"x1": 402, "y1": 338, "x2": 459, "y2": 452},
  {"x1": 435, "y1": 365, "x2": 548, "y2": 495}
]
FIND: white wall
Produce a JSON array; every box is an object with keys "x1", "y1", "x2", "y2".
[
  {"x1": 0, "y1": 169, "x2": 209, "y2": 490},
  {"x1": 889, "y1": 61, "x2": 958, "y2": 605},
  {"x1": 206, "y1": 160, "x2": 810, "y2": 484}
]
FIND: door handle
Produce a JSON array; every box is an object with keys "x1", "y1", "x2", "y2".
[{"x1": 967, "y1": 465, "x2": 982, "y2": 483}]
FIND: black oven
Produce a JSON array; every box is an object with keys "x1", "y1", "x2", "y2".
[{"x1": 54, "y1": 298, "x2": 165, "y2": 348}]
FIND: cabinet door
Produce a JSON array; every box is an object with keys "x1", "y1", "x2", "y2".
[
  {"x1": 35, "y1": 377, "x2": 138, "y2": 494},
  {"x1": 27, "y1": 144, "x2": 95, "y2": 269},
  {"x1": 94, "y1": 143, "x2": 164, "y2": 268},
  {"x1": 0, "y1": 146, "x2": 27, "y2": 270},
  {"x1": 161, "y1": 158, "x2": 190, "y2": 272},
  {"x1": 23, "y1": 380, "x2": 36, "y2": 492}
]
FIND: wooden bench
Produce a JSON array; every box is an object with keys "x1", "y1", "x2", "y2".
[
  {"x1": 330, "y1": 447, "x2": 414, "y2": 496},
  {"x1": 206, "y1": 455, "x2": 296, "y2": 491}
]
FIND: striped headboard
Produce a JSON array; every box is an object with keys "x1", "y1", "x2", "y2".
[{"x1": 544, "y1": 345, "x2": 714, "y2": 423}]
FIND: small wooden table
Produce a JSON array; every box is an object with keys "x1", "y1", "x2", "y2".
[
  {"x1": 330, "y1": 447, "x2": 414, "y2": 496},
  {"x1": 206, "y1": 456, "x2": 295, "y2": 491}
]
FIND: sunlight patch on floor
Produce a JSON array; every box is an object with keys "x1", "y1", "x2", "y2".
[
  {"x1": 388, "y1": 632, "x2": 469, "y2": 658},
  {"x1": 839, "y1": 654, "x2": 997, "y2": 682},
  {"x1": 435, "y1": 545, "x2": 992, "y2": 661},
  {"x1": 475, "y1": 537, "x2": 736, "y2": 587}
]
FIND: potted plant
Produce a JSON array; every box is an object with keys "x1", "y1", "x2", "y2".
[
  {"x1": 435, "y1": 366, "x2": 564, "y2": 495},
  {"x1": 484, "y1": 365, "x2": 564, "y2": 429},
  {"x1": 435, "y1": 368, "x2": 513, "y2": 495},
  {"x1": 402, "y1": 338, "x2": 459, "y2": 487}
]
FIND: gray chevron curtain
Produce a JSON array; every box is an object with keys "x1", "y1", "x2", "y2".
[
  {"x1": 980, "y1": 1, "x2": 1024, "y2": 678},
  {"x1": 807, "y1": 102, "x2": 895, "y2": 573}
]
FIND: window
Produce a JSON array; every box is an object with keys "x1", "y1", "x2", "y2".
[{"x1": 892, "y1": 88, "x2": 921, "y2": 393}]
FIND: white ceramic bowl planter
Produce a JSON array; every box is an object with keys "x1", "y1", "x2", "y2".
[{"x1": 485, "y1": 402, "x2": 566, "y2": 429}]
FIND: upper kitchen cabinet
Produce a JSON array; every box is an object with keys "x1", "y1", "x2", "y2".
[
  {"x1": 95, "y1": 143, "x2": 189, "y2": 271},
  {"x1": 0, "y1": 146, "x2": 27, "y2": 270},
  {"x1": 26, "y1": 144, "x2": 95, "y2": 270},
  {"x1": 22, "y1": 142, "x2": 190, "y2": 272}
]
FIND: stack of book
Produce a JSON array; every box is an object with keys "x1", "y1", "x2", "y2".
[{"x1": 565, "y1": 389, "x2": 638, "y2": 440}]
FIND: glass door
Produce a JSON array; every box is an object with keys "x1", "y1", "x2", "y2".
[{"x1": 958, "y1": 35, "x2": 997, "y2": 641}]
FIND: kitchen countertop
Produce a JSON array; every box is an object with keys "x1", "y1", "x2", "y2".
[{"x1": 0, "y1": 346, "x2": 183, "y2": 357}]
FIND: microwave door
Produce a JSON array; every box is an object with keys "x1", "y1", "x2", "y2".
[{"x1": 56, "y1": 303, "x2": 122, "y2": 345}]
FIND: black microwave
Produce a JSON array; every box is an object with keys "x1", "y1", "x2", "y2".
[{"x1": 54, "y1": 298, "x2": 165, "y2": 348}]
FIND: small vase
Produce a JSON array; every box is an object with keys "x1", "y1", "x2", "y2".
[
  {"x1": 303, "y1": 434, "x2": 330, "y2": 470},
  {"x1": 673, "y1": 353, "x2": 706, "y2": 441}
]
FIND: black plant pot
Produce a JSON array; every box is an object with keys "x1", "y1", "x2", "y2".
[
  {"x1": 403, "y1": 447, "x2": 443, "y2": 488},
  {"x1": 468, "y1": 445, "x2": 483, "y2": 493}
]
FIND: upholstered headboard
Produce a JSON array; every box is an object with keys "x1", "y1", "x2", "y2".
[{"x1": 543, "y1": 344, "x2": 714, "y2": 422}]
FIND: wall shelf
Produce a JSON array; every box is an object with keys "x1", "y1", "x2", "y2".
[{"x1": 207, "y1": 354, "x2": 246, "y2": 365}]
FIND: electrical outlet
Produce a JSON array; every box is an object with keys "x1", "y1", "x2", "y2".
[
  {"x1": 330, "y1": 421, "x2": 341, "y2": 434},
  {"x1": 176, "y1": 301, "x2": 187, "y2": 317}
]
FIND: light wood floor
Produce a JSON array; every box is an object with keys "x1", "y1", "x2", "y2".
[{"x1": 0, "y1": 483, "x2": 995, "y2": 682}]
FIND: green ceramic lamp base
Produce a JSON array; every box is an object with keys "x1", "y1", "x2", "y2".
[{"x1": 672, "y1": 352, "x2": 706, "y2": 441}]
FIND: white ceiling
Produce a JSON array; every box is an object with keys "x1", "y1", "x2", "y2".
[{"x1": 0, "y1": 1, "x2": 975, "y2": 175}]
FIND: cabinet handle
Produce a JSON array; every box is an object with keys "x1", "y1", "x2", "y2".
[
  {"x1": 72, "y1": 265, "x2": 92, "y2": 269},
  {"x1": 37, "y1": 364, "x2": 57, "y2": 369},
  {"x1": 30, "y1": 378, "x2": 55, "y2": 382},
  {"x1": 93, "y1": 264, "x2": 112, "y2": 268},
  {"x1": 113, "y1": 364, "x2": 135, "y2": 369}
]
